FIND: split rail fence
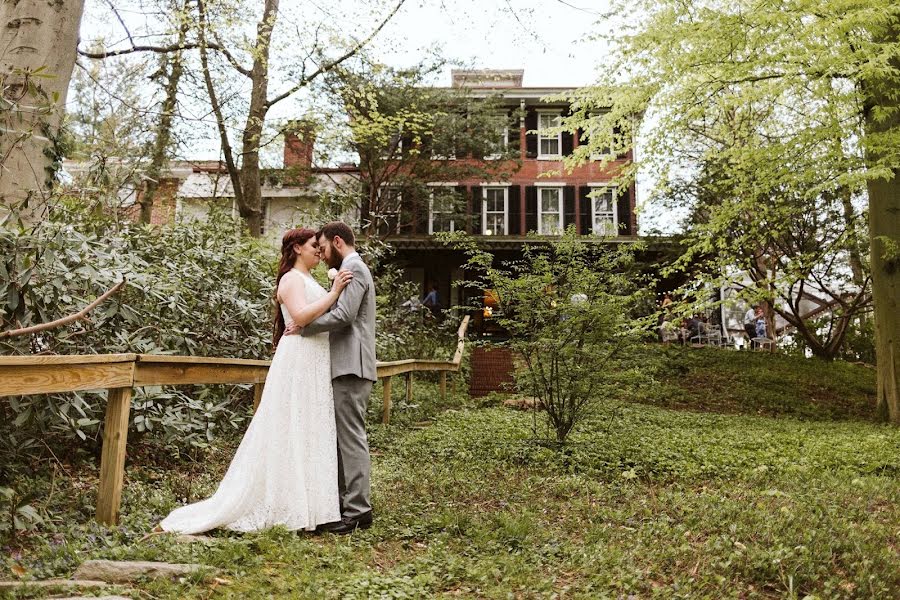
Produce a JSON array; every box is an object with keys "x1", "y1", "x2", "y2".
[{"x1": 0, "y1": 316, "x2": 468, "y2": 526}]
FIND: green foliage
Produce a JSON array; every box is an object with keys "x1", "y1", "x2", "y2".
[
  {"x1": 448, "y1": 228, "x2": 651, "y2": 443},
  {"x1": 560, "y1": 0, "x2": 900, "y2": 358},
  {"x1": 1, "y1": 201, "x2": 275, "y2": 462}
]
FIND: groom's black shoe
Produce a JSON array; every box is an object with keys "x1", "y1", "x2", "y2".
[{"x1": 319, "y1": 511, "x2": 373, "y2": 535}]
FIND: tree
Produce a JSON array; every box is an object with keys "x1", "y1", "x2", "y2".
[
  {"x1": 0, "y1": 0, "x2": 86, "y2": 221},
  {"x1": 194, "y1": 0, "x2": 407, "y2": 236},
  {"x1": 564, "y1": 0, "x2": 900, "y2": 420},
  {"x1": 320, "y1": 60, "x2": 521, "y2": 241}
]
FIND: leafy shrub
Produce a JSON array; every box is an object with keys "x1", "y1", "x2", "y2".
[
  {"x1": 1, "y1": 202, "x2": 276, "y2": 461},
  {"x1": 447, "y1": 227, "x2": 650, "y2": 443}
]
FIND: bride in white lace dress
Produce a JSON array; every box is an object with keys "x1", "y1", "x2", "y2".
[{"x1": 159, "y1": 228, "x2": 353, "y2": 534}]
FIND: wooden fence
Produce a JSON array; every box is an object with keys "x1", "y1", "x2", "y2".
[{"x1": 0, "y1": 316, "x2": 468, "y2": 526}]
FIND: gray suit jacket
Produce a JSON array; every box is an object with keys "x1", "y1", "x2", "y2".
[{"x1": 302, "y1": 254, "x2": 377, "y2": 381}]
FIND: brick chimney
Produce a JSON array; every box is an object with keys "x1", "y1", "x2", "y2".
[
  {"x1": 451, "y1": 69, "x2": 524, "y2": 88},
  {"x1": 283, "y1": 119, "x2": 316, "y2": 172}
]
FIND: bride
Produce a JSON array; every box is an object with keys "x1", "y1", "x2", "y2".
[{"x1": 159, "y1": 227, "x2": 353, "y2": 534}]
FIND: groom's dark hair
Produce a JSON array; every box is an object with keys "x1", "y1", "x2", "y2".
[{"x1": 318, "y1": 221, "x2": 355, "y2": 247}]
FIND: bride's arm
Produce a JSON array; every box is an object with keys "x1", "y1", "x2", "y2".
[{"x1": 279, "y1": 271, "x2": 352, "y2": 328}]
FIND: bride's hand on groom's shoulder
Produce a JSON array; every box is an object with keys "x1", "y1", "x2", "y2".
[{"x1": 332, "y1": 269, "x2": 353, "y2": 292}]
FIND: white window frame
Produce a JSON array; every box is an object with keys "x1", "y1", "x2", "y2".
[
  {"x1": 481, "y1": 186, "x2": 508, "y2": 235},
  {"x1": 588, "y1": 184, "x2": 619, "y2": 235},
  {"x1": 427, "y1": 183, "x2": 459, "y2": 234},
  {"x1": 537, "y1": 186, "x2": 564, "y2": 235},
  {"x1": 537, "y1": 111, "x2": 562, "y2": 159}
]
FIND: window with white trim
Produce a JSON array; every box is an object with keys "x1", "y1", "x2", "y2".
[
  {"x1": 429, "y1": 188, "x2": 458, "y2": 233},
  {"x1": 486, "y1": 113, "x2": 510, "y2": 159},
  {"x1": 538, "y1": 187, "x2": 564, "y2": 235},
  {"x1": 376, "y1": 186, "x2": 402, "y2": 234},
  {"x1": 538, "y1": 112, "x2": 562, "y2": 158},
  {"x1": 482, "y1": 187, "x2": 508, "y2": 235},
  {"x1": 590, "y1": 187, "x2": 618, "y2": 235}
]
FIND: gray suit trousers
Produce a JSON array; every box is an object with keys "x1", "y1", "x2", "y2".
[{"x1": 332, "y1": 374, "x2": 373, "y2": 518}]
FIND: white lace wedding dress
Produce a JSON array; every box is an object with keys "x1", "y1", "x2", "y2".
[{"x1": 160, "y1": 271, "x2": 341, "y2": 533}]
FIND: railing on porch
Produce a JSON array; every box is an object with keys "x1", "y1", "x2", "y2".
[{"x1": 0, "y1": 316, "x2": 468, "y2": 526}]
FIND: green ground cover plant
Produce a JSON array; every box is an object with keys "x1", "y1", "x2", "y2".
[{"x1": 3, "y1": 348, "x2": 897, "y2": 599}]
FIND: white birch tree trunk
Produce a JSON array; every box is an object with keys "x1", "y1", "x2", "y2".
[{"x1": 0, "y1": 0, "x2": 85, "y2": 221}]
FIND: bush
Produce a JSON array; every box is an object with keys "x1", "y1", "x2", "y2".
[
  {"x1": 1, "y1": 201, "x2": 276, "y2": 462},
  {"x1": 448, "y1": 227, "x2": 650, "y2": 443}
]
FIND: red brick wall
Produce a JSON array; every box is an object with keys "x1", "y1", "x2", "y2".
[
  {"x1": 469, "y1": 346, "x2": 516, "y2": 397},
  {"x1": 149, "y1": 178, "x2": 180, "y2": 225}
]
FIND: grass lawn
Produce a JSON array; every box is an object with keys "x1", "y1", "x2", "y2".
[{"x1": 3, "y1": 347, "x2": 899, "y2": 599}]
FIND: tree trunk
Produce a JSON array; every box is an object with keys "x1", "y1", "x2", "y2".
[
  {"x1": 839, "y1": 185, "x2": 867, "y2": 290},
  {"x1": 140, "y1": 1, "x2": 189, "y2": 224},
  {"x1": 864, "y1": 21, "x2": 900, "y2": 424},
  {"x1": 234, "y1": 0, "x2": 278, "y2": 238},
  {"x1": 0, "y1": 0, "x2": 86, "y2": 221}
]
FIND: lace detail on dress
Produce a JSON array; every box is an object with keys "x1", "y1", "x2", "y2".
[{"x1": 160, "y1": 272, "x2": 339, "y2": 533}]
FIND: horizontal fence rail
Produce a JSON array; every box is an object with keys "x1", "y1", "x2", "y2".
[{"x1": 0, "y1": 316, "x2": 469, "y2": 526}]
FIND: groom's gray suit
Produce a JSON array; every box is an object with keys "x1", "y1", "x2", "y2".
[{"x1": 302, "y1": 251, "x2": 376, "y2": 519}]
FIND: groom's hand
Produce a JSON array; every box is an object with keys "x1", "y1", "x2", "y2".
[{"x1": 284, "y1": 322, "x2": 300, "y2": 336}]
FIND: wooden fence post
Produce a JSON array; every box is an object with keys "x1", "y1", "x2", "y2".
[
  {"x1": 253, "y1": 383, "x2": 264, "y2": 412},
  {"x1": 382, "y1": 376, "x2": 392, "y2": 424},
  {"x1": 439, "y1": 371, "x2": 447, "y2": 400},
  {"x1": 96, "y1": 387, "x2": 133, "y2": 525},
  {"x1": 405, "y1": 372, "x2": 412, "y2": 404}
]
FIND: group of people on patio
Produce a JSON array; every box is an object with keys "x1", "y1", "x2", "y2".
[{"x1": 657, "y1": 293, "x2": 772, "y2": 349}]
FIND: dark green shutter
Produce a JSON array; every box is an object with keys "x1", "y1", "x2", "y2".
[
  {"x1": 469, "y1": 186, "x2": 482, "y2": 234},
  {"x1": 507, "y1": 110, "x2": 521, "y2": 156},
  {"x1": 454, "y1": 185, "x2": 466, "y2": 231},
  {"x1": 525, "y1": 110, "x2": 538, "y2": 159},
  {"x1": 508, "y1": 186, "x2": 522, "y2": 235},
  {"x1": 525, "y1": 186, "x2": 537, "y2": 233},
  {"x1": 561, "y1": 110, "x2": 574, "y2": 156},
  {"x1": 617, "y1": 188, "x2": 632, "y2": 235},
  {"x1": 563, "y1": 186, "x2": 576, "y2": 230},
  {"x1": 579, "y1": 186, "x2": 592, "y2": 235}
]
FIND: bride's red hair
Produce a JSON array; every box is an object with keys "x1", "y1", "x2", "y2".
[{"x1": 272, "y1": 228, "x2": 318, "y2": 349}]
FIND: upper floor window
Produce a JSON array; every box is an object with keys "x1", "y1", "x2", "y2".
[
  {"x1": 590, "y1": 187, "x2": 618, "y2": 235},
  {"x1": 429, "y1": 188, "x2": 459, "y2": 233},
  {"x1": 486, "y1": 127, "x2": 509, "y2": 160},
  {"x1": 538, "y1": 112, "x2": 562, "y2": 158},
  {"x1": 538, "y1": 187, "x2": 563, "y2": 234},
  {"x1": 483, "y1": 187, "x2": 508, "y2": 235},
  {"x1": 376, "y1": 186, "x2": 402, "y2": 234}
]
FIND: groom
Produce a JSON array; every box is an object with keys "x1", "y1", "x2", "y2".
[{"x1": 290, "y1": 221, "x2": 377, "y2": 534}]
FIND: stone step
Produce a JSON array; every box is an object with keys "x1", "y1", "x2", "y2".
[{"x1": 73, "y1": 560, "x2": 213, "y2": 584}]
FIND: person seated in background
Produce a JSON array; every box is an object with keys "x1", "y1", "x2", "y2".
[
  {"x1": 686, "y1": 314, "x2": 702, "y2": 340},
  {"x1": 744, "y1": 304, "x2": 758, "y2": 347}
]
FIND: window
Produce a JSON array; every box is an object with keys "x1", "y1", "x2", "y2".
[
  {"x1": 376, "y1": 186, "x2": 402, "y2": 234},
  {"x1": 537, "y1": 187, "x2": 563, "y2": 234},
  {"x1": 429, "y1": 188, "x2": 458, "y2": 233},
  {"x1": 538, "y1": 112, "x2": 561, "y2": 158},
  {"x1": 590, "y1": 187, "x2": 618, "y2": 235},
  {"x1": 486, "y1": 113, "x2": 510, "y2": 159},
  {"x1": 486, "y1": 128, "x2": 509, "y2": 160},
  {"x1": 482, "y1": 187, "x2": 508, "y2": 235}
]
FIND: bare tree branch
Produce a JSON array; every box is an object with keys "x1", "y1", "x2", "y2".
[
  {"x1": 0, "y1": 280, "x2": 126, "y2": 339},
  {"x1": 266, "y1": 0, "x2": 408, "y2": 109}
]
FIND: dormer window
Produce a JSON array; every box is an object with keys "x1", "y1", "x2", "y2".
[{"x1": 538, "y1": 112, "x2": 562, "y2": 158}]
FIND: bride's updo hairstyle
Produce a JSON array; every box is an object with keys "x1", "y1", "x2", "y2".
[{"x1": 273, "y1": 227, "x2": 318, "y2": 349}]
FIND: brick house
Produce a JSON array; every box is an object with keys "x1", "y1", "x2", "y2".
[{"x1": 369, "y1": 69, "x2": 640, "y2": 396}]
